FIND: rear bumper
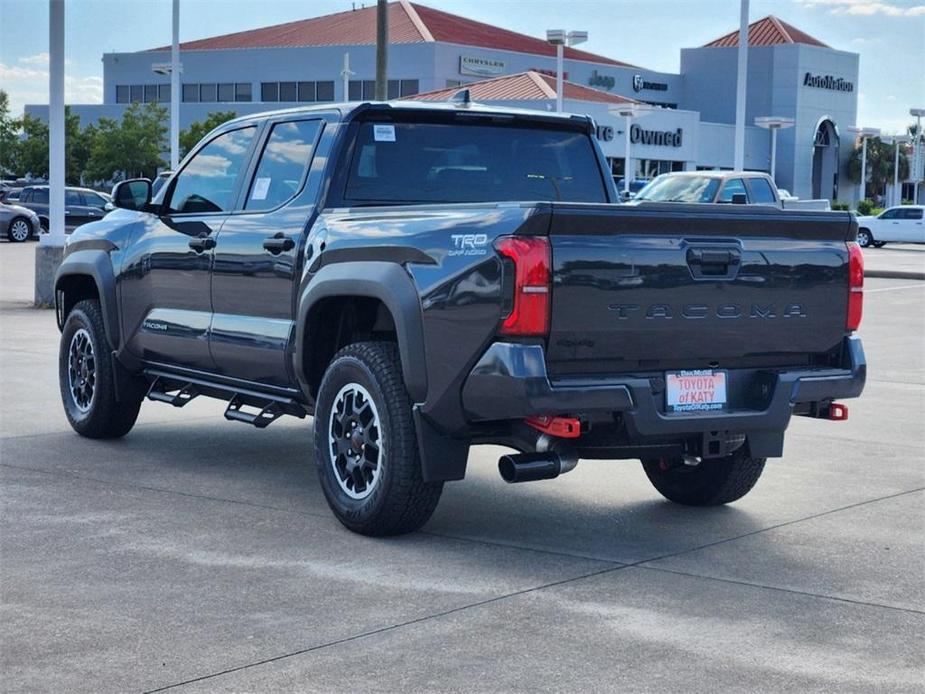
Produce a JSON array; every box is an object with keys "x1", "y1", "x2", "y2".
[{"x1": 461, "y1": 336, "x2": 866, "y2": 439}]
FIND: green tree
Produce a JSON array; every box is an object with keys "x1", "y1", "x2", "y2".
[
  {"x1": 0, "y1": 90, "x2": 21, "y2": 175},
  {"x1": 179, "y1": 110, "x2": 237, "y2": 158},
  {"x1": 848, "y1": 136, "x2": 909, "y2": 198},
  {"x1": 85, "y1": 102, "x2": 167, "y2": 181},
  {"x1": 15, "y1": 114, "x2": 49, "y2": 179}
]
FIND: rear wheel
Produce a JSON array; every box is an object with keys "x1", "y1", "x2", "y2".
[
  {"x1": 641, "y1": 450, "x2": 766, "y2": 506},
  {"x1": 857, "y1": 228, "x2": 873, "y2": 248},
  {"x1": 59, "y1": 299, "x2": 143, "y2": 438},
  {"x1": 313, "y1": 341, "x2": 443, "y2": 536},
  {"x1": 7, "y1": 217, "x2": 32, "y2": 242}
]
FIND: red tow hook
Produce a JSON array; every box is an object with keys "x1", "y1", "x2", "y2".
[
  {"x1": 525, "y1": 415, "x2": 581, "y2": 438},
  {"x1": 827, "y1": 403, "x2": 849, "y2": 421}
]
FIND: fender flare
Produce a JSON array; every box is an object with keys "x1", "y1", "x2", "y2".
[
  {"x1": 54, "y1": 249, "x2": 120, "y2": 350},
  {"x1": 296, "y1": 261, "x2": 427, "y2": 403}
]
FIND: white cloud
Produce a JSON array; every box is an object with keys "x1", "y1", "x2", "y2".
[
  {"x1": 1, "y1": 62, "x2": 103, "y2": 117},
  {"x1": 19, "y1": 52, "x2": 50, "y2": 66},
  {"x1": 800, "y1": 0, "x2": 925, "y2": 16}
]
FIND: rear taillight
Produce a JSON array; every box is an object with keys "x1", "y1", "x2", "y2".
[
  {"x1": 495, "y1": 236, "x2": 551, "y2": 336},
  {"x1": 847, "y1": 241, "x2": 863, "y2": 331}
]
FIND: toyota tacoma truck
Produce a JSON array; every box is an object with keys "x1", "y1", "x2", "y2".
[{"x1": 55, "y1": 101, "x2": 866, "y2": 536}]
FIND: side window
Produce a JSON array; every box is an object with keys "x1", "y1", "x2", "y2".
[
  {"x1": 901, "y1": 208, "x2": 923, "y2": 220},
  {"x1": 748, "y1": 177, "x2": 777, "y2": 204},
  {"x1": 879, "y1": 208, "x2": 900, "y2": 219},
  {"x1": 718, "y1": 178, "x2": 748, "y2": 203},
  {"x1": 20, "y1": 189, "x2": 31, "y2": 203},
  {"x1": 65, "y1": 190, "x2": 82, "y2": 206},
  {"x1": 33, "y1": 188, "x2": 49, "y2": 204},
  {"x1": 245, "y1": 120, "x2": 322, "y2": 211},
  {"x1": 167, "y1": 126, "x2": 257, "y2": 214},
  {"x1": 82, "y1": 192, "x2": 107, "y2": 209}
]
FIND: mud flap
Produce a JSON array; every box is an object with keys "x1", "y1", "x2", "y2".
[{"x1": 413, "y1": 405, "x2": 470, "y2": 482}]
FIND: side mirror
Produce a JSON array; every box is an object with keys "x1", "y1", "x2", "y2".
[
  {"x1": 112, "y1": 178, "x2": 152, "y2": 211},
  {"x1": 731, "y1": 193, "x2": 748, "y2": 205}
]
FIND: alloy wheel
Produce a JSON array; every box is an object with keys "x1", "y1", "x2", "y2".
[
  {"x1": 328, "y1": 382, "x2": 384, "y2": 500},
  {"x1": 67, "y1": 328, "x2": 96, "y2": 413},
  {"x1": 9, "y1": 219, "x2": 30, "y2": 242}
]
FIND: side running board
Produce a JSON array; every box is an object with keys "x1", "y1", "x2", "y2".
[{"x1": 144, "y1": 369, "x2": 307, "y2": 428}]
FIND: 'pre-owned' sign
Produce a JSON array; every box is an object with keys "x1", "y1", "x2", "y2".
[
  {"x1": 803, "y1": 72, "x2": 854, "y2": 92},
  {"x1": 460, "y1": 56, "x2": 505, "y2": 77},
  {"x1": 631, "y1": 125, "x2": 683, "y2": 147}
]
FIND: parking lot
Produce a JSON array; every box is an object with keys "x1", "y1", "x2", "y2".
[{"x1": 1, "y1": 240, "x2": 923, "y2": 692}]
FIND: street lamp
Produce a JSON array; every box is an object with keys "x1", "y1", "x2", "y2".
[
  {"x1": 881, "y1": 135, "x2": 910, "y2": 206},
  {"x1": 152, "y1": 0, "x2": 182, "y2": 170},
  {"x1": 754, "y1": 116, "x2": 795, "y2": 184},
  {"x1": 611, "y1": 103, "x2": 655, "y2": 197},
  {"x1": 546, "y1": 29, "x2": 588, "y2": 113},
  {"x1": 911, "y1": 108, "x2": 925, "y2": 203},
  {"x1": 847, "y1": 126, "x2": 881, "y2": 203}
]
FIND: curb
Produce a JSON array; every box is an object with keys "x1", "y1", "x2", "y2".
[{"x1": 865, "y1": 270, "x2": 925, "y2": 280}]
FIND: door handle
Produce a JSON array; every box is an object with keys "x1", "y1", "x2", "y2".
[
  {"x1": 687, "y1": 247, "x2": 741, "y2": 279},
  {"x1": 263, "y1": 233, "x2": 295, "y2": 254},
  {"x1": 188, "y1": 234, "x2": 216, "y2": 253}
]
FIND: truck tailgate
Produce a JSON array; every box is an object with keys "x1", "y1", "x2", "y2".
[{"x1": 545, "y1": 203, "x2": 855, "y2": 374}]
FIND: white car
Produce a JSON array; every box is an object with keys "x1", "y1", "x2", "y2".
[{"x1": 855, "y1": 205, "x2": 925, "y2": 248}]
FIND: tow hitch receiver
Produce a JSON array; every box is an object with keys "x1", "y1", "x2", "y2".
[
  {"x1": 525, "y1": 415, "x2": 581, "y2": 438},
  {"x1": 827, "y1": 403, "x2": 849, "y2": 421}
]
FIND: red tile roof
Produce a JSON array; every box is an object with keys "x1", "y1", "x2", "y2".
[
  {"x1": 703, "y1": 15, "x2": 829, "y2": 48},
  {"x1": 146, "y1": 0, "x2": 635, "y2": 67},
  {"x1": 403, "y1": 71, "x2": 639, "y2": 105}
]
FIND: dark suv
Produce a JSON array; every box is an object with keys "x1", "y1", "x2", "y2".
[{"x1": 17, "y1": 185, "x2": 111, "y2": 231}]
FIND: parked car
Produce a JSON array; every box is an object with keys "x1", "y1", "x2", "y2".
[
  {"x1": 54, "y1": 102, "x2": 865, "y2": 536},
  {"x1": 0, "y1": 202, "x2": 42, "y2": 242},
  {"x1": 16, "y1": 185, "x2": 111, "y2": 231},
  {"x1": 0, "y1": 187, "x2": 23, "y2": 204},
  {"x1": 855, "y1": 205, "x2": 925, "y2": 247},
  {"x1": 634, "y1": 171, "x2": 782, "y2": 206}
]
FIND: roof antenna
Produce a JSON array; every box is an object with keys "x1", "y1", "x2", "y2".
[{"x1": 450, "y1": 88, "x2": 472, "y2": 108}]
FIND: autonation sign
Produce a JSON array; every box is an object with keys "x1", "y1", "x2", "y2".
[{"x1": 803, "y1": 72, "x2": 854, "y2": 93}]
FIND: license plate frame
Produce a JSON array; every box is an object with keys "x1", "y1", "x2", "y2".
[{"x1": 665, "y1": 369, "x2": 728, "y2": 413}]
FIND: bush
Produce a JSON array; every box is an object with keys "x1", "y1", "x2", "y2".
[
  {"x1": 857, "y1": 199, "x2": 876, "y2": 216},
  {"x1": 831, "y1": 201, "x2": 850, "y2": 211},
  {"x1": 870, "y1": 207, "x2": 885, "y2": 217}
]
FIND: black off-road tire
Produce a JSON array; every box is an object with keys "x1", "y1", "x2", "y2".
[
  {"x1": 313, "y1": 341, "x2": 443, "y2": 536},
  {"x1": 641, "y1": 449, "x2": 766, "y2": 506},
  {"x1": 59, "y1": 299, "x2": 142, "y2": 438}
]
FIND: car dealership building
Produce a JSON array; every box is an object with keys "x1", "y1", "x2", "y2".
[{"x1": 27, "y1": 1, "x2": 870, "y2": 202}]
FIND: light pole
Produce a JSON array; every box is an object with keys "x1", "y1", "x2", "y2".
[
  {"x1": 847, "y1": 126, "x2": 881, "y2": 203},
  {"x1": 152, "y1": 0, "x2": 182, "y2": 170},
  {"x1": 754, "y1": 116, "x2": 794, "y2": 184},
  {"x1": 911, "y1": 108, "x2": 925, "y2": 203},
  {"x1": 882, "y1": 135, "x2": 910, "y2": 206},
  {"x1": 341, "y1": 52, "x2": 355, "y2": 101},
  {"x1": 733, "y1": 0, "x2": 749, "y2": 171},
  {"x1": 612, "y1": 104, "x2": 654, "y2": 197},
  {"x1": 546, "y1": 29, "x2": 588, "y2": 113}
]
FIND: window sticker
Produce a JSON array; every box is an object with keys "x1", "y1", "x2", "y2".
[
  {"x1": 251, "y1": 177, "x2": 271, "y2": 200},
  {"x1": 373, "y1": 124, "x2": 396, "y2": 142}
]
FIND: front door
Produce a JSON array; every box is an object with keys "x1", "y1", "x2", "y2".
[
  {"x1": 120, "y1": 125, "x2": 259, "y2": 371},
  {"x1": 898, "y1": 207, "x2": 925, "y2": 242},
  {"x1": 210, "y1": 117, "x2": 325, "y2": 388}
]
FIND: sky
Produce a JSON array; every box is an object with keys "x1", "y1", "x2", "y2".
[{"x1": 1, "y1": 0, "x2": 923, "y2": 133}]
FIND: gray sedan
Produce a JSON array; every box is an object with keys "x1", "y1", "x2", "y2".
[{"x1": 0, "y1": 203, "x2": 42, "y2": 242}]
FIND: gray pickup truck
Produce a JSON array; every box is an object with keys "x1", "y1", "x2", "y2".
[{"x1": 54, "y1": 101, "x2": 865, "y2": 536}]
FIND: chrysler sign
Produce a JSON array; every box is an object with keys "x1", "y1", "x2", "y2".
[
  {"x1": 460, "y1": 56, "x2": 505, "y2": 77},
  {"x1": 803, "y1": 72, "x2": 854, "y2": 92}
]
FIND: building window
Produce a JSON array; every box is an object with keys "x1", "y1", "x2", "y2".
[
  {"x1": 445, "y1": 79, "x2": 463, "y2": 88},
  {"x1": 116, "y1": 85, "x2": 130, "y2": 103},
  {"x1": 261, "y1": 82, "x2": 279, "y2": 102},
  {"x1": 399, "y1": 79, "x2": 419, "y2": 97},
  {"x1": 316, "y1": 81, "x2": 334, "y2": 102},
  {"x1": 144, "y1": 85, "x2": 158, "y2": 103},
  {"x1": 130, "y1": 85, "x2": 143, "y2": 103},
  {"x1": 182, "y1": 83, "x2": 200, "y2": 103},
  {"x1": 388, "y1": 80, "x2": 401, "y2": 99},
  {"x1": 158, "y1": 84, "x2": 171, "y2": 103},
  {"x1": 349, "y1": 78, "x2": 419, "y2": 100},
  {"x1": 277, "y1": 81, "x2": 296, "y2": 102},
  {"x1": 235, "y1": 83, "x2": 252, "y2": 102},
  {"x1": 348, "y1": 81, "x2": 362, "y2": 101},
  {"x1": 217, "y1": 83, "x2": 235, "y2": 102},
  {"x1": 297, "y1": 82, "x2": 315, "y2": 102},
  {"x1": 198, "y1": 83, "x2": 216, "y2": 102}
]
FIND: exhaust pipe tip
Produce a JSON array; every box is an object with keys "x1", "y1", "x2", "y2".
[{"x1": 498, "y1": 451, "x2": 575, "y2": 484}]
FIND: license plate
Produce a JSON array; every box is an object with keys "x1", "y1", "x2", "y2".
[{"x1": 666, "y1": 370, "x2": 727, "y2": 412}]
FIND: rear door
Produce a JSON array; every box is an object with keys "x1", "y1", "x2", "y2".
[
  {"x1": 209, "y1": 117, "x2": 326, "y2": 387},
  {"x1": 898, "y1": 207, "x2": 924, "y2": 242},
  {"x1": 717, "y1": 178, "x2": 749, "y2": 203},
  {"x1": 545, "y1": 204, "x2": 854, "y2": 376}
]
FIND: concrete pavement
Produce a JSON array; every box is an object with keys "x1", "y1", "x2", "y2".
[{"x1": 1, "y1": 241, "x2": 923, "y2": 693}]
